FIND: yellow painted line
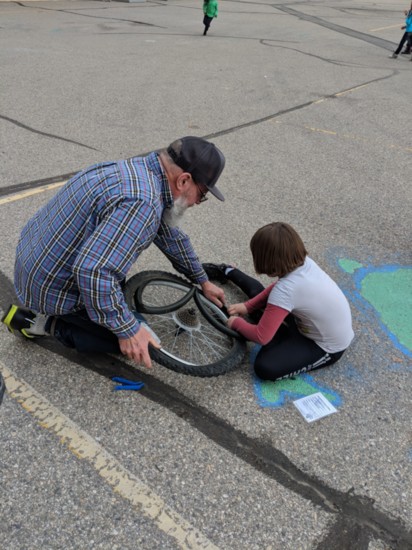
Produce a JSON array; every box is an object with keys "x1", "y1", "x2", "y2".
[
  {"x1": 0, "y1": 181, "x2": 66, "y2": 206},
  {"x1": 335, "y1": 83, "x2": 370, "y2": 97},
  {"x1": 0, "y1": 362, "x2": 219, "y2": 550},
  {"x1": 303, "y1": 127, "x2": 412, "y2": 153},
  {"x1": 0, "y1": 75, "x2": 407, "y2": 209},
  {"x1": 305, "y1": 127, "x2": 337, "y2": 135},
  {"x1": 369, "y1": 24, "x2": 401, "y2": 32}
]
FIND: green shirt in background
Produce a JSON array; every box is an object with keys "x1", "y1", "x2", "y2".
[{"x1": 203, "y1": 0, "x2": 218, "y2": 18}]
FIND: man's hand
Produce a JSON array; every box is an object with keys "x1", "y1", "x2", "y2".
[
  {"x1": 118, "y1": 325, "x2": 161, "y2": 369},
  {"x1": 201, "y1": 280, "x2": 225, "y2": 307},
  {"x1": 227, "y1": 302, "x2": 248, "y2": 317}
]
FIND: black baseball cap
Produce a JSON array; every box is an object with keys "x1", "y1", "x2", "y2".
[{"x1": 167, "y1": 136, "x2": 225, "y2": 201}]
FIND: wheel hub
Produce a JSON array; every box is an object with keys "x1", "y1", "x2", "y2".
[{"x1": 173, "y1": 307, "x2": 201, "y2": 331}]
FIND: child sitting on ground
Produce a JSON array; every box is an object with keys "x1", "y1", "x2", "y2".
[{"x1": 204, "y1": 222, "x2": 354, "y2": 381}]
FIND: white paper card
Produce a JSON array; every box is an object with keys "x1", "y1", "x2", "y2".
[{"x1": 293, "y1": 392, "x2": 337, "y2": 423}]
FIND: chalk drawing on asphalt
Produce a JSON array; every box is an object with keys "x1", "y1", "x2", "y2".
[
  {"x1": 251, "y1": 256, "x2": 411, "y2": 408},
  {"x1": 338, "y1": 260, "x2": 411, "y2": 357}
]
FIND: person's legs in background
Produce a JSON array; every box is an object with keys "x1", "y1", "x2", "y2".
[
  {"x1": 203, "y1": 15, "x2": 213, "y2": 35},
  {"x1": 391, "y1": 31, "x2": 408, "y2": 57}
]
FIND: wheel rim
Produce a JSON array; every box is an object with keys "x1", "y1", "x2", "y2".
[
  {"x1": 194, "y1": 290, "x2": 242, "y2": 339},
  {"x1": 130, "y1": 280, "x2": 238, "y2": 367},
  {"x1": 146, "y1": 309, "x2": 237, "y2": 366}
]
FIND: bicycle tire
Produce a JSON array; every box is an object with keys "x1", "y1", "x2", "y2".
[
  {"x1": 135, "y1": 274, "x2": 195, "y2": 314},
  {"x1": 124, "y1": 271, "x2": 246, "y2": 377},
  {"x1": 194, "y1": 289, "x2": 242, "y2": 339}
]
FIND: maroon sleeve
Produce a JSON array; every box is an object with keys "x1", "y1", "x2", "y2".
[
  {"x1": 231, "y1": 303, "x2": 289, "y2": 345},
  {"x1": 244, "y1": 282, "x2": 276, "y2": 312}
]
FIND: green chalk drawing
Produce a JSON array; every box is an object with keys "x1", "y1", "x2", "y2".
[
  {"x1": 250, "y1": 345, "x2": 342, "y2": 407},
  {"x1": 257, "y1": 374, "x2": 341, "y2": 407},
  {"x1": 339, "y1": 258, "x2": 411, "y2": 356},
  {"x1": 360, "y1": 268, "x2": 412, "y2": 352},
  {"x1": 338, "y1": 258, "x2": 363, "y2": 274}
]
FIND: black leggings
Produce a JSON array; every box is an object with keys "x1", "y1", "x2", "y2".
[
  {"x1": 394, "y1": 32, "x2": 412, "y2": 54},
  {"x1": 203, "y1": 15, "x2": 213, "y2": 31},
  {"x1": 226, "y1": 268, "x2": 345, "y2": 381}
]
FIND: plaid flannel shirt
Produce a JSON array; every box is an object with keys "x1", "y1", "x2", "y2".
[{"x1": 14, "y1": 152, "x2": 207, "y2": 339}]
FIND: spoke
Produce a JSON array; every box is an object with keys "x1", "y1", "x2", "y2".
[
  {"x1": 193, "y1": 331, "x2": 229, "y2": 359},
  {"x1": 133, "y1": 292, "x2": 234, "y2": 366},
  {"x1": 200, "y1": 324, "x2": 229, "y2": 342},
  {"x1": 191, "y1": 335, "x2": 221, "y2": 362},
  {"x1": 124, "y1": 273, "x2": 243, "y2": 370},
  {"x1": 149, "y1": 319, "x2": 231, "y2": 363}
]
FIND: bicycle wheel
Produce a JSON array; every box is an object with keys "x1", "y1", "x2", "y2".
[
  {"x1": 133, "y1": 272, "x2": 195, "y2": 314},
  {"x1": 194, "y1": 290, "x2": 241, "y2": 339},
  {"x1": 124, "y1": 271, "x2": 246, "y2": 377}
]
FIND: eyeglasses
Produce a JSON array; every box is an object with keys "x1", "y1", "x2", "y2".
[{"x1": 194, "y1": 182, "x2": 209, "y2": 203}]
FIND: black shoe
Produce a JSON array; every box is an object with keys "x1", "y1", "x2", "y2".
[
  {"x1": 401, "y1": 50, "x2": 411, "y2": 54},
  {"x1": 1, "y1": 305, "x2": 37, "y2": 338},
  {"x1": 202, "y1": 263, "x2": 230, "y2": 283}
]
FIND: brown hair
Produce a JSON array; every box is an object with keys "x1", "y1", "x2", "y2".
[{"x1": 250, "y1": 222, "x2": 308, "y2": 277}]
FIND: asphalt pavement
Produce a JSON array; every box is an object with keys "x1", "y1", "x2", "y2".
[{"x1": 0, "y1": 0, "x2": 411, "y2": 548}]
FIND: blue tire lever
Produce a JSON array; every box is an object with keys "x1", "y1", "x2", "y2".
[{"x1": 112, "y1": 376, "x2": 145, "y2": 391}]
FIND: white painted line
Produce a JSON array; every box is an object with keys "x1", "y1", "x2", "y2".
[{"x1": 0, "y1": 362, "x2": 219, "y2": 550}]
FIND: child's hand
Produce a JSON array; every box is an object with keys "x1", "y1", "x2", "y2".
[
  {"x1": 227, "y1": 316, "x2": 238, "y2": 328},
  {"x1": 227, "y1": 303, "x2": 248, "y2": 317}
]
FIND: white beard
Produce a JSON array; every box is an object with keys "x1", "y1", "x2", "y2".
[{"x1": 163, "y1": 196, "x2": 189, "y2": 228}]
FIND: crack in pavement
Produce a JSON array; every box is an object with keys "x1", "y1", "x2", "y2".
[
  {"x1": 14, "y1": 1, "x2": 166, "y2": 28},
  {"x1": 260, "y1": 38, "x2": 371, "y2": 67},
  {"x1": 203, "y1": 73, "x2": 395, "y2": 139},
  {"x1": 0, "y1": 72, "x2": 396, "y2": 196},
  {"x1": 0, "y1": 114, "x2": 101, "y2": 152},
  {"x1": 273, "y1": 4, "x2": 396, "y2": 50}
]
